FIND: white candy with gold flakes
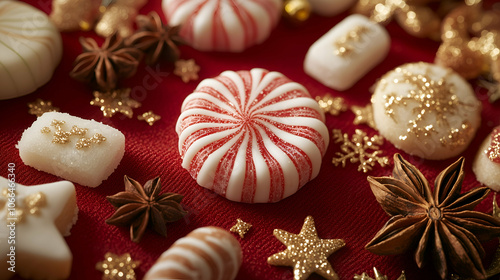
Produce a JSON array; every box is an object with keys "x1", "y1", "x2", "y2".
[
  {"x1": 304, "y1": 14, "x2": 390, "y2": 91},
  {"x1": 0, "y1": 177, "x2": 78, "y2": 280},
  {"x1": 17, "y1": 112, "x2": 125, "y2": 188},
  {"x1": 473, "y1": 127, "x2": 500, "y2": 191},
  {"x1": 371, "y1": 62, "x2": 481, "y2": 160},
  {"x1": 0, "y1": 1, "x2": 62, "y2": 100},
  {"x1": 309, "y1": 0, "x2": 357, "y2": 17}
]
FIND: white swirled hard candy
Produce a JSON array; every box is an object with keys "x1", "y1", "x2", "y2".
[
  {"x1": 176, "y1": 68, "x2": 329, "y2": 203},
  {"x1": 162, "y1": 0, "x2": 281, "y2": 52},
  {"x1": 0, "y1": 1, "x2": 62, "y2": 100},
  {"x1": 144, "y1": 227, "x2": 242, "y2": 280}
]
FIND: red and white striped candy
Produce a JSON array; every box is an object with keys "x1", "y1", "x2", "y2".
[
  {"x1": 176, "y1": 68, "x2": 329, "y2": 203},
  {"x1": 162, "y1": 0, "x2": 281, "y2": 52},
  {"x1": 143, "y1": 227, "x2": 242, "y2": 280}
]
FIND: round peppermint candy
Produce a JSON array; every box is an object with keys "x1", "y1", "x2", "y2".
[
  {"x1": 176, "y1": 69, "x2": 329, "y2": 203},
  {"x1": 162, "y1": 0, "x2": 281, "y2": 52}
]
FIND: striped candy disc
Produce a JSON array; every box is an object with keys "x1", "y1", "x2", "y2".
[{"x1": 176, "y1": 68, "x2": 329, "y2": 203}]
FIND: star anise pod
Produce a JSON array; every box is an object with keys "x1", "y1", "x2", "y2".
[
  {"x1": 366, "y1": 154, "x2": 500, "y2": 279},
  {"x1": 126, "y1": 11, "x2": 183, "y2": 65},
  {"x1": 106, "y1": 176, "x2": 187, "y2": 243},
  {"x1": 70, "y1": 33, "x2": 142, "y2": 91}
]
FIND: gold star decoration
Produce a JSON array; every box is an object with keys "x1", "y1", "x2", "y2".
[
  {"x1": 230, "y1": 218, "x2": 252, "y2": 238},
  {"x1": 28, "y1": 99, "x2": 59, "y2": 117},
  {"x1": 352, "y1": 104, "x2": 376, "y2": 129},
  {"x1": 331, "y1": 129, "x2": 389, "y2": 173},
  {"x1": 267, "y1": 216, "x2": 345, "y2": 280},
  {"x1": 90, "y1": 88, "x2": 141, "y2": 118},
  {"x1": 315, "y1": 94, "x2": 348, "y2": 116},
  {"x1": 174, "y1": 59, "x2": 200, "y2": 83},
  {"x1": 96, "y1": 252, "x2": 140, "y2": 280},
  {"x1": 137, "y1": 111, "x2": 161, "y2": 126},
  {"x1": 354, "y1": 267, "x2": 406, "y2": 280},
  {"x1": 478, "y1": 78, "x2": 500, "y2": 103}
]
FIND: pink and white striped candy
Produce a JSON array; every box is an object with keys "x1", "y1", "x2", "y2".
[
  {"x1": 143, "y1": 227, "x2": 242, "y2": 280},
  {"x1": 175, "y1": 68, "x2": 329, "y2": 203},
  {"x1": 162, "y1": 0, "x2": 281, "y2": 52}
]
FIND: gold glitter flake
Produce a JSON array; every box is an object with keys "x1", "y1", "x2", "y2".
[
  {"x1": 96, "y1": 252, "x2": 140, "y2": 280},
  {"x1": 439, "y1": 122, "x2": 473, "y2": 150},
  {"x1": 354, "y1": 268, "x2": 406, "y2": 280},
  {"x1": 351, "y1": 104, "x2": 376, "y2": 129},
  {"x1": 28, "y1": 99, "x2": 59, "y2": 117},
  {"x1": 75, "y1": 133, "x2": 107, "y2": 150},
  {"x1": 91, "y1": 88, "x2": 141, "y2": 118},
  {"x1": 137, "y1": 111, "x2": 161, "y2": 126},
  {"x1": 332, "y1": 129, "x2": 389, "y2": 173},
  {"x1": 0, "y1": 189, "x2": 46, "y2": 224},
  {"x1": 40, "y1": 127, "x2": 51, "y2": 134},
  {"x1": 334, "y1": 25, "x2": 373, "y2": 57},
  {"x1": 267, "y1": 216, "x2": 345, "y2": 280},
  {"x1": 174, "y1": 59, "x2": 200, "y2": 83},
  {"x1": 315, "y1": 94, "x2": 347, "y2": 116},
  {"x1": 43, "y1": 119, "x2": 106, "y2": 149},
  {"x1": 230, "y1": 218, "x2": 252, "y2": 238},
  {"x1": 383, "y1": 66, "x2": 477, "y2": 147}
]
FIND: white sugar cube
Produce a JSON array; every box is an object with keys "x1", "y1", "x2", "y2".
[
  {"x1": 18, "y1": 112, "x2": 125, "y2": 187},
  {"x1": 304, "y1": 14, "x2": 390, "y2": 91}
]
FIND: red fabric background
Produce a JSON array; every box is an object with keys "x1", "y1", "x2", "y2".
[{"x1": 1, "y1": 0, "x2": 499, "y2": 279}]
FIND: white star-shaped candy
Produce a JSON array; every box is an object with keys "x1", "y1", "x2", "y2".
[{"x1": 0, "y1": 176, "x2": 78, "y2": 279}]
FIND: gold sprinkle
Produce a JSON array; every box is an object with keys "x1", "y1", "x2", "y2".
[
  {"x1": 334, "y1": 25, "x2": 372, "y2": 57},
  {"x1": 24, "y1": 192, "x2": 46, "y2": 216},
  {"x1": 27, "y1": 99, "x2": 59, "y2": 117},
  {"x1": 174, "y1": 59, "x2": 200, "y2": 83},
  {"x1": 90, "y1": 88, "x2": 141, "y2": 118},
  {"x1": 486, "y1": 127, "x2": 500, "y2": 163},
  {"x1": 315, "y1": 94, "x2": 347, "y2": 116},
  {"x1": 137, "y1": 111, "x2": 161, "y2": 126},
  {"x1": 230, "y1": 219, "x2": 252, "y2": 238},
  {"x1": 41, "y1": 127, "x2": 51, "y2": 133},
  {"x1": 96, "y1": 253, "x2": 140, "y2": 280},
  {"x1": 44, "y1": 119, "x2": 106, "y2": 149},
  {"x1": 352, "y1": 104, "x2": 376, "y2": 129}
]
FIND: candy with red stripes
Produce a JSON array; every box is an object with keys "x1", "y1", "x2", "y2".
[
  {"x1": 162, "y1": 0, "x2": 281, "y2": 52},
  {"x1": 176, "y1": 68, "x2": 329, "y2": 203},
  {"x1": 143, "y1": 227, "x2": 242, "y2": 280}
]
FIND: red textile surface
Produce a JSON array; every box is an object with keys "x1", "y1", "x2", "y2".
[{"x1": 1, "y1": 0, "x2": 499, "y2": 279}]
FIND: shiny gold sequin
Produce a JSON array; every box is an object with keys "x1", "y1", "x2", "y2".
[
  {"x1": 334, "y1": 25, "x2": 372, "y2": 57},
  {"x1": 96, "y1": 252, "x2": 140, "y2": 280},
  {"x1": 267, "y1": 216, "x2": 345, "y2": 280},
  {"x1": 354, "y1": 267, "x2": 406, "y2": 280},
  {"x1": 137, "y1": 111, "x2": 161, "y2": 126},
  {"x1": 351, "y1": 104, "x2": 376, "y2": 129},
  {"x1": 316, "y1": 94, "x2": 347, "y2": 116},
  {"x1": 487, "y1": 127, "x2": 500, "y2": 163},
  {"x1": 331, "y1": 129, "x2": 389, "y2": 173},
  {"x1": 43, "y1": 119, "x2": 106, "y2": 149},
  {"x1": 27, "y1": 99, "x2": 59, "y2": 117},
  {"x1": 230, "y1": 218, "x2": 252, "y2": 238},
  {"x1": 91, "y1": 88, "x2": 141, "y2": 118},
  {"x1": 174, "y1": 59, "x2": 200, "y2": 83}
]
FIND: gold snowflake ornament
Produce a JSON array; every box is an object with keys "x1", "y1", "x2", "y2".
[
  {"x1": 267, "y1": 216, "x2": 345, "y2": 280},
  {"x1": 174, "y1": 59, "x2": 200, "y2": 83},
  {"x1": 354, "y1": 267, "x2": 406, "y2": 280},
  {"x1": 138, "y1": 111, "x2": 161, "y2": 126},
  {"x1": 91, "y1": 88, "x2": 141, "y2": 118},
  {"x1": 331, "y1": 129, "x2": 389, "y2": 173},
  {"x1": 351, "y1": 104, "x2": 376, "y2": 129},
  {"x1": 315, "y1": 94, "x2": 347, "y2": 116},
  {"x1": 230, "y1": 218, "x2": 252, "y2": 238},
  {"x1": 96, "y1": 252, "x2": 140, "y2": 280},
  {"x1": 28, "y1": 99, "x2": 59, "y2": 117}
]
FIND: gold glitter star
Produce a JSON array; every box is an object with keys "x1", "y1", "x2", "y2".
[
  {"x1": 315, "y1": 94, "x2": 347, "y2": 116},
  {"x1": 267, "y1": 216, "x2": 345, "y2": 280},
  {"x1": 351, "y1": 104, "x2": 376, "y2": 129},
  {"x1": 28, "y1": 99, "x2": 59, "y2": 117},
  {"x1": 96, "y1": 252, "x2": 140, "y2": 280},
  {"x1": 137, "y1": 111, "x2": 161, "y2": 126},
  {"x1": 354, "y1": 268, "x2": 406, "y2": 280},
  {"x1": 90, "y1": 88, "x2": 141, "y2": 118},
  {"x1": 230, "y1": 218, "x2": 252, "y2": 238},
  {"x1": 174, "y1": 59, "x2": 200, "y2": 83},
  {"x1": 331, "y1": 129, "x2": 389, "y2": 173},
  {"x1": 478, "y1": 78, "x2": 500, "y2": 103}
]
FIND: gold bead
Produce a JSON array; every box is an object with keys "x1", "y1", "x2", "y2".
[{"x1": 283, "y1": 0, "x2": 311, "y2": 24}]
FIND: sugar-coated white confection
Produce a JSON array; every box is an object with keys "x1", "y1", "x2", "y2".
[
  {"x1": 176, "y1": 69, "x2": 329, "y2": 203},
  {"x1": 304, "y1": 15, "x2": 390, "y2": 91},
  {"x1": 372, "y1": 62, "x2": 481, "y2": 160},
  {"x1": 162, "y1": 0, "x2": 281, "y2": 52},
  {"x1": 144, "y1": 227, "x2": 242, "y2": 280},
  {"x1": 18, "y1": 112, "x2": 125, "y2": 188},
  {"x1": 309, "y1": 0, "x2": 357, "y2": 16},
  {"x1": 0, "y1": 1, "x2": 62, "y2": 100},
  {"x1": 473, "y1": 133, "x2": 500, "y2": 191},
  {"x1": 0, "y1": 177, "x2": 78, "y2": 280}
]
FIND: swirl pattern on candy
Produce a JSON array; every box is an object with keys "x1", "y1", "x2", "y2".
[
  {"x1": 143, "y1": 227, "x2": 242, "y2": 280},
  {"x1": 176, "y1": 69, "x2": 329, "y2": 203},
  {"x1": 162, "y1": 0, "x2": 281, "y2": 52},
  {"x1": 0, "y1": 1, "x2": 62, "y2": 100}
]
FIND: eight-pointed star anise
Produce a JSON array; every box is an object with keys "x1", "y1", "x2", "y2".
[
  {"x1": 366, "y1": 154, "x2": 500, "y2": 279},
  {"x1": 70, "y1": 33, "x2": 142, "y2": 91},
  {"x1": 126, "y1": 11, "x2": 183, "y2": 65},
  {"x1": 106, "y1": 176, "x2": 187, "y2": 243}
]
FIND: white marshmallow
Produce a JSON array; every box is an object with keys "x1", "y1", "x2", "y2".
[{"x1": 473, "y1": 131, "x2": 500, "y2": 191}]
